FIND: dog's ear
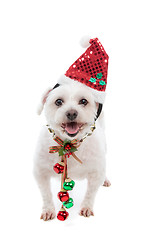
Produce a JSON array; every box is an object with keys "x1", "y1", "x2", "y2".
[
  {"x1": 37, "y1": 87, "x2": 53, "y2": 115},
  {"x1": 37, "y1": 84, "x2": 60, "y2": 115},
  {"x1": 95, "y1": 103, "x2": 103, "y2": 120}
]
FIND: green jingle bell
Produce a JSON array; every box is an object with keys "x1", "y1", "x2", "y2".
[
  {"x1": 63, "y1": 198, "x2": 74, "y2": 209},
  {"x1": 63, "y1": 178, "x2": 75, "y2": 191}
]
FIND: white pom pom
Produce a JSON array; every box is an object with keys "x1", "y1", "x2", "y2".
[{"x1": 80, "y1": 36, "x2": 92, "y2": 48}]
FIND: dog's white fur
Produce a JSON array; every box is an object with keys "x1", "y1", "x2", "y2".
[{"x1": 33, "y1": 78, "x2": 110, "y2": 220}]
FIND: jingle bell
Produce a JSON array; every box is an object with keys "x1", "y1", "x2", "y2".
[
  {"x1": 53, "y1": 162, "x2": 64, "y2": 174},
  {"x1": 63, "y1": 178, "x2": 75, "y2": 190},
  {"x1": 57, "y1": 190, "x2": 69, "y2": 202},
  {"x1": 57, "y1": 207, "x2": 69, "y2": 221},
  {"x1": 63, "y1": 198, "x2": 74, "y2": 209}
]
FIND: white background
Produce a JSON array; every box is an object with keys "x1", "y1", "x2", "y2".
[{"x1": 0, "y1": 0, "x2": 157, "y2": 239}]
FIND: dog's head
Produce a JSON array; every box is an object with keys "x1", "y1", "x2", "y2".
[{"x1": 38, "y1": 81, "x2": 99, "y2": 140}]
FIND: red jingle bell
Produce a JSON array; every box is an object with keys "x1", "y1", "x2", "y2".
[
  {"x1": 58, "y1": 190, "x2": 69, "y2": 202},
  {"x1": 57, "y1": 208, "x2": 69, "y2": 221},
  {"x1": 53, "y1": 162, "x2": 64, "y2": 174}
]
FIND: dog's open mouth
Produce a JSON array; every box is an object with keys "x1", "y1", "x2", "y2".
[{"x1": 61, "y1": 122, "x2": 84, "y2": 137}]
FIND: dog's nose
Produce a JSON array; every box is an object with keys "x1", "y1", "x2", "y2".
[{"x1": 66, "y1": 110, "x2": 78, "y2": 121}]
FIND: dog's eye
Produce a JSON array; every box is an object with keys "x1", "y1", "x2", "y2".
[
  {"x1": 55, "y1": 99, "x2": 63, "y2": 106},
  {"x1": 79, "y1": 99, "x2": 88, "y2": 106}
]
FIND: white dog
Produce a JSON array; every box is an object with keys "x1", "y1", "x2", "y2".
[{"x1": 33, "y1": 78, "x2": 110, "y2": 221}]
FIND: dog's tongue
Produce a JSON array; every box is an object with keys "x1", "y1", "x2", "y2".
[{"x1": 65, "y1": 122, "x2": 79, "y2": 134}]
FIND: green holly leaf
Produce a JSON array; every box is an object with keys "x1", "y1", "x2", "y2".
[
  {"x1": 59, "y1": 147, "x2": 67, "y2": 156},
  {"x1": 99, "y1": 80, "x2": 106, "y2": 86},
  {"x1": 70, "y1": 146, "x2": 77, "y2": 153},
  {"x1": 89, "y1": 77, "x2": 96, "y2": 83},
  {"x1": 96, "y1": 73, "x2": 103, "y2": 79},
  {"x1": 63, "y1": 139, "x2": 71, "y2": 146}
]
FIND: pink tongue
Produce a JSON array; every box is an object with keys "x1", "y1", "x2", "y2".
[{"x1": 65, "y1": 122, "x2": 79, "y2": 134}]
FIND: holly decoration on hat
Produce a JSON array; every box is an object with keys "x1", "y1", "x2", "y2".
[{"x1": 89, "y1": 72, "x2": 106, "y2": 86}]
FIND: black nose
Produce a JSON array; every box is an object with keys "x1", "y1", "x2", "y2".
[{"x1": 66, "y1": 110, "x2": 78, "y2": 121}]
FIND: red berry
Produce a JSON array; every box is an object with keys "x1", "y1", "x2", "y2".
[
  {"x1": 58, "y1": 191, "x2": 69, "y2": 202},
  {"x1": 65, "y1": 152, "x2": 72, "y2": 158},
  {"x1": 65, "y1": 144, "x2": 71, "y2": 150}
]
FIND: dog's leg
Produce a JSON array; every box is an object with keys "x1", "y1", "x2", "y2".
[
  {"x1": 34, "y1": 168, "x2": 55, "y2": 221},
  {"x1": 79, "y1": 173, "x2": 102, "y2": 217}
]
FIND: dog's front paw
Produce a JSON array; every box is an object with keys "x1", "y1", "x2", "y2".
[
  {"x1": 79, "y1": 207, "x2": 94, "y2": 217},
  {"x1": 40, "y1": 209, "x2": 56, "y2": 221}
]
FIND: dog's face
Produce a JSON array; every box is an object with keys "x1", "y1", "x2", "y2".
[{"x1": 42, "y1": 82, "x2": 97, "y2": 139}]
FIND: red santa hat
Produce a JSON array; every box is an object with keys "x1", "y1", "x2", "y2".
[{"x1": 58, "y1": 36, "x2": 109, "y2": 104}]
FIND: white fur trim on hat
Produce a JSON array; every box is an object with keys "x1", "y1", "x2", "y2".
[{"x1": 58, "y1": 75, "x2": 106, "y2": 104}]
